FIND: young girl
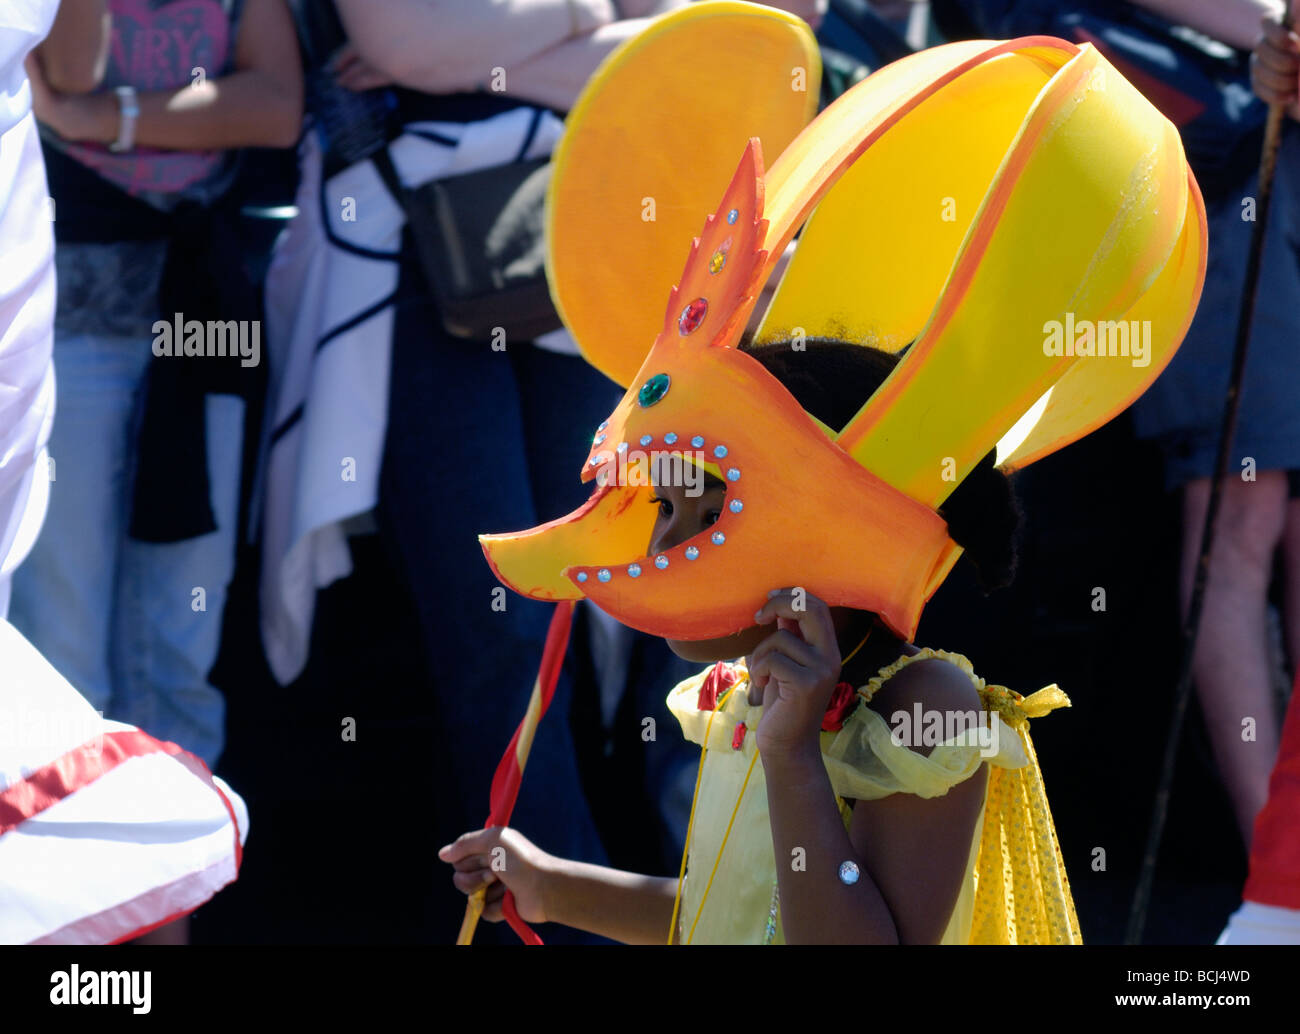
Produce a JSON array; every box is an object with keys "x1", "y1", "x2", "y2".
[
  {"x1": 441, "y1": 339, "x2": 1061, "y2": 945},
  {"x1": 439, "y1": 5, "x2": 1204, "y2": 945}
]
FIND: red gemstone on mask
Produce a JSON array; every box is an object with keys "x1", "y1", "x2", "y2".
[
  {"x1": 732, "y1": 723, "x2": 747, "y2": 750},
  {"x1": 678, "y1": 298, "x2": 708, "y2": 335}
]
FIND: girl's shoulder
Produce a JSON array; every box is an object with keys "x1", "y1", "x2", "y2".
[
  {"x1": 860, "y1": 648, "x2": 985, "y2": 733},
  {"x1": 827, "y1": 649, "x2": 1029, "y2": 803}
]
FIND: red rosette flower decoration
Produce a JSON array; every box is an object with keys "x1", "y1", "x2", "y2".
[
  {"x1": 697, "y1": 660, "x2": 740, "y2": 711},
  {"x1": 821, "y1": 681, "x2": 860, "y2": 732}
]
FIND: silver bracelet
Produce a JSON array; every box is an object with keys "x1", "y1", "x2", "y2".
[{"x1": 108, "y1": 85, "x2": 138, "y2": 153}]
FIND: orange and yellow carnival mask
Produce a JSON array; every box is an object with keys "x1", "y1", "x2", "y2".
[{"x1": 479, "y1": 2, "x2": 1207, "y2": 643}]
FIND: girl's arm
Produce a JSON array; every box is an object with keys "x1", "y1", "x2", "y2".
[
  {"x1": 542, "y1": 860, "x2": 682, "y2": 944},
  {"x1": 763, "y1": 659, "x2": 988, "y2": 944},
  {"x1": 440, "y1": 825, "x2": 681, "y2": 944},
  {"x1": 32, "y1": 0, "x2": 110, "y2": 94},
  {"x1": 33, "y1": 0, "x2": 303, "y2": 150}
]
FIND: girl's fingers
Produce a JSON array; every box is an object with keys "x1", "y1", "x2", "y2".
[
  {"x1": 479, "y1": 881, "x2": 509, "y2": 922},
  {"x1": 753, "y1": 588, "x2": 837, "y2": 656},
  {"x1": 454, "y1": 868, "x2": 499, "y2": 894},
  {"x1": 749, "y1": 648, "x2": 814, "y2": 688},
  {"x1": 439, "y1": 827, "x2": 500, "y2": 864},
  {"x1": 447, "y1": 853, "x2": 491, "y2": 874},
  {"x1": 452, "y1": 869, "x2": 496, "y2": 894},
  {"x1": 749, "y1": 627, "x2": 820, "y2": 671}
]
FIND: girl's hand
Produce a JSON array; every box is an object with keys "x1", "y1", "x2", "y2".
[
  {"x1": 748, "y1": 588, "x2": 842, "y2": 760},
  {"x1": 1252, "y1": 18, "x2": 1300, "y2": 120},
  {"x1": 438, "y1": 826, "x2": 552, "y2": 924}
]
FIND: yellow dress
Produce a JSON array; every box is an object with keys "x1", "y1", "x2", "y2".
[{"x1": 665, "y1": 649, "x2": 1082, "y2": 944}]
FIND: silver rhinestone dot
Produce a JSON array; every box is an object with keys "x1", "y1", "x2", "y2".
[
  {"x1": 685, "y1": 546, "x2": 699, "y2": 560},
  {"x1": 597, "y1": 568, "x2": 611, "y2": 582},
  {"x1": 727, "y1": 468, "x2": 740, "y2": 481},
  {"x1": 690, "y1": 435, "x2": 704, "y2": 448},
  {"x1": 655, "y1": 555, "x2": 669, "y2": 569},
  {"x1": 711, "y1": 531, "x2": 725, "y2": 545},
  {"x1": 714, "y1": 445, "x2": 728, "y2": 458},
  {"x1": 639, "y1": 434, "x2": 652, "y2": 446},
  {"x1": 664, "y1": 432, "x2": 677, "y2": 445},
  {"x1": 729, "y1": 500, "x2": 743, "y2": 513}
]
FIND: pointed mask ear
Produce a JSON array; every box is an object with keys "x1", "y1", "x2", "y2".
[{"x1": 545, "y1": 2, "x2": 820, "y2": 388}]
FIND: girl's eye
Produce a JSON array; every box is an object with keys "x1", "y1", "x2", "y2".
[
  {"x1": 650, "y1": 495, "x2": 673, "y2": 519},
  {"x1": 706, "y1": 510, "x2": 721, "y2": 527}
]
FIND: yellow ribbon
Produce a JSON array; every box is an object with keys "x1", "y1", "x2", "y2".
[{"x1": 978, "y1": 683, "x2": 1071, "y2": 729}]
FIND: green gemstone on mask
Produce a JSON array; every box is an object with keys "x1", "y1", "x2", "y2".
[{"x1": 638, "y1": 373, "x2": 671, "y2": 407}]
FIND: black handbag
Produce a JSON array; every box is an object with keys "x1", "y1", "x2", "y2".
[{"x1": 371, "y1": 149, "x2": 562, "y2": 343}]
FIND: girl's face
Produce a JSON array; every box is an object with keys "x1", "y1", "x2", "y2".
[{"x1": 647, "y1": 456, "x2": 771, "y2": 662}]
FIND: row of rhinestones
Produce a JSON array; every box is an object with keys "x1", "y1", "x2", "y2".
[
  {"x1": 575, "y1": 431, "x2": 742, "y2": 585},
  {"x1": 587, "y1": 434, "x2": 742, "y2": 482}
]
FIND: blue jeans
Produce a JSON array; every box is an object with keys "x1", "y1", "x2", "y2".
[{"x1": 8, "y1": 331, "x2": 243, "y2": 768}]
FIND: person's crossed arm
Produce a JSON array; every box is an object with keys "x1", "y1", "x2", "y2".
[
  {"x1": 28, "y1": 0, "x2": 302, "y2": 151},
  {"x1": 31, "y1": 0, "x2": 110, "y2": 94},
  {"x1": 333, "y1": 0, "x2": 689, "y2": 110}
]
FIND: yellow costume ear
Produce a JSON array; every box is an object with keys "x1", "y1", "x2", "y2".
[
  {"x1": 833, "y1": 42, "x2": 1205, "y2": 507},
  {"x1": 993, "y1": 176, "x2": 1206, "y2": 472},
  {"x1": 755, "y1": 40, "x2": 1058, "y2": 352},
  {"x1": 545, "y1": 1, "x2": 820, "y2": 388}
]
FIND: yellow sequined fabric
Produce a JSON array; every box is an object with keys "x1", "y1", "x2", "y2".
[{"x1": 666, "y1": 648, "x2": 1082, "y2": 944}]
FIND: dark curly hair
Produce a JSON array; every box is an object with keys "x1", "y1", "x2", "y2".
[{"x1": 738, "y1": 335, "x2": 1022, "y2": 592}]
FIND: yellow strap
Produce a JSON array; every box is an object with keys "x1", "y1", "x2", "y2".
[
  {"x1": 686, "y1": 746, "x2": 761, "y2": 944},
  {"x1": 669, "y1": 681, "x2": 742, "y2": 944}
]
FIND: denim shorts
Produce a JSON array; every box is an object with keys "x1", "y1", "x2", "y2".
[{"x1": 7, "y1": 331, "x2": 243, "y2": 768}]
